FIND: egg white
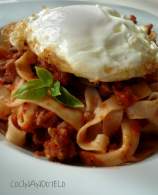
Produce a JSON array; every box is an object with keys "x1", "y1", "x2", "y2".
[{"x1": 10, "y1": 5, "x2": 158, "y2": 82}]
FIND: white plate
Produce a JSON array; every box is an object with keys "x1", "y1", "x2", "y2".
[{"x1": 0, "y1": 1, "x2": 158, "y2": 195}]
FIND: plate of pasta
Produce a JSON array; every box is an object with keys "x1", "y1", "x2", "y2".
[{"x1": 0, "y1": 0, "x2": 158, "y2": 195}]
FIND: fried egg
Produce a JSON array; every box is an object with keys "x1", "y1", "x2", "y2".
[{"x1": 10, "y1": 5, "x2": 158, "y2": 82}]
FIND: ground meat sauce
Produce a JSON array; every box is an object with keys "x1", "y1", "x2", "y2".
[
  {"x1": 2, "y1": 59, "x2": 17, "y2": 83},
  {"x1": 23, "y1": 107, "x2": 78, "y2": 162},
  {"x1": 35, "y1": 108, "x2": 61, "y2": 129},
  {"x1": 0, "y1": 59, "x2": 17, "y2": 84},
  {"x1": 112, "y1": 81, "x2": 138, "y2": 107},
  {"x1": 44, "y1": 123, "x2": 78, "y2": 162},
  {"x1": 129, "y1": 15, "x2": 137, "y2": 24},
  {"x1": 0, "y1": 47, "x2": 20, "y2": 84},
  {"x1": 39, "y1": 60, "x2": 72, "y2": 86},
  {"x1": 98, "y1": 82, "x2": 112, "y2": 99}
]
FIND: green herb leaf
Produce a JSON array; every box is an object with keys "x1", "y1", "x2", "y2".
[
  {"x1": 13, "y1": 66, "x2": 84, "y2": 108},
  {"x1": 55, "y1": 86, "x2": 84, "y2": 108},
  {"x1": 35, "y1": 66, "x2": 53, "y2": 86},
  {"x1": 14, "y1": 87, "x2": 48, "y2": 100},
  {"x1": 50, "y1": 80, "x2": 61, "y2": 97},
  {"x1": 13, "y1": 79, "x2": 48, "y2": 100}
]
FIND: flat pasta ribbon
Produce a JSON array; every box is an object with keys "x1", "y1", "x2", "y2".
[
  {"x1": 77, "y1": 89, "x2": 122, "y2": 152},
  {"x1": 80, "y1": 119, "x2": 140, "y2": 166},
  {"x1": 15, "y1": 50, "x2": 37, "y2": 80},
  {"x1": 10, "y1": 96, "x2": 83, "y2": 130},
  {"x1": 6, "y1": 116, "x2": 26, "y2": 146},
  {"x1": 0, "y1": 85, "x2": 11, "y2": 119},
  {"x1": 127, "y1": 92, "x2": 158, "y2": 126},
  {"x1": 17, "y1": 103, "x2": 37, "y2": 130}
]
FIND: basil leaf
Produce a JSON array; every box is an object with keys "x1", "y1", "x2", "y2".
[
  {"x1": 14, "y1": 87, "x2": 48, "y2": 100},
  {"x1": 50, "y1": 81, "x2": 61, "y2": 97},
  {"x1": 13, "y1": 79, "x2": 48, "y2": 99},
  {"x1": 35, "y1": 66, "x2": 53, "y2": 86},
  {"x1": 13, "y1": 83, "x2": 30, "y2": 97},
  {"x1": 13, "y1": 67, "x2": 84, "y2": 107},
  {"x1": 55, "y1": 86, "x2": 84, "y2": 108}
]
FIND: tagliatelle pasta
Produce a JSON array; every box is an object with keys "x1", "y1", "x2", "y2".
[
  {"x1": 103, "y1": 110, "x2": 123, "y2": 136},
  {"x1": 11, "y1": 96, "x2": 84, "y2": 130},
  {"x1": 80, "y1": 119, "x2": 140, "y2": 166},
  {"x1": 0, "y1": 6, "x2": 158, "y2": 167},
  {"x1": 77, "y1": 95, "x2": 122, "y2": 152},
  {"x1": 84, "y1": 87, "x2": 102, "y2": 112},
  {"x1": 0, "y1": 85, "x2": 11, "y2": 119},
  {"x1": 15, "y1": 50, "x2": 37, "y2": 80},
  {"x1": 17, "y1": 103, "x2": 38, "y2": 130},
  {"x1": 130, "y1": 81, "x2": 152, "y2": 99},
  {"x1": 6, "y1": 116, "x2": 26, "y2": 146},
  {"x1": 127, "y1": 95, "x2": 158, "y2": 126}
]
